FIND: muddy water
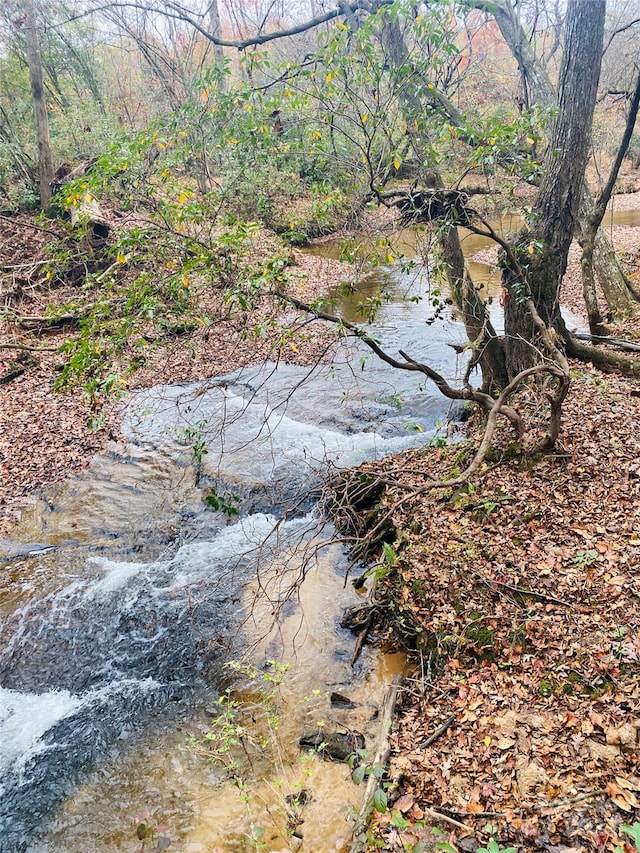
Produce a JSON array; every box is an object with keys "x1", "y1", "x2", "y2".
[{"x1": 1, "y1": 291, "x2": 459, "y2": 851}]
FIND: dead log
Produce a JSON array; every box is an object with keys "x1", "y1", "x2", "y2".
[{"x1": 349, "y1": 674, "x2": 401, "y2": 853}]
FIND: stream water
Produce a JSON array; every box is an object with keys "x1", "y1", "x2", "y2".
[
  {"x1": 0, "y1": 254, "x2": 467, "y2": 852},
  {"x1": 2, "y1": 207, "x2": 638, "y2": 852}
]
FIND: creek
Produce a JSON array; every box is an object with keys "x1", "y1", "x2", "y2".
[
  {"x1": 0, "y1": 250, "x2": 464, "y2": 852},
  {"x1": 1, "y1": 207, "x2": 637, "y2": 852}
]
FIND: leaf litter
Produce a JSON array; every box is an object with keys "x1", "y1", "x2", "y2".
[{"x1": 351, "y1": 365, "x2": 640, "y2": 852}]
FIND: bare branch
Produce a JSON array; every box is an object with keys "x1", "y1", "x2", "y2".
[{"x1": 65, "y1": 0, "x2": 393, "y2": 51}]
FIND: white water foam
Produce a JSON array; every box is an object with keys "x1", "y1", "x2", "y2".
[
  {"x1": 0, "y1": 687, "x2": 83, "y2": 774},
  {"x1": 123, "y1": 380, "x2": 428, "y2": 487}
]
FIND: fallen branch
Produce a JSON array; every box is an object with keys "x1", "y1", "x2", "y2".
[
  {"x1": 349, "y1": 673, "x2": 402, "y2": 853},
  {"x1": 574, "y1": 332, "x2": 640, "y2": 353},
  {"x1": 0, "y1": 342, "x2": 58, "y2": 353}
]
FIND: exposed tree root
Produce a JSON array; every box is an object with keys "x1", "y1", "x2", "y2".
[{"x1": 565, "y1": 332, "x2": 640, "y2": 378}]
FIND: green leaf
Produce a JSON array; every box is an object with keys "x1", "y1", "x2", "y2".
[
  {"x1": 621, "y1": 823, "x2": 640, "y2": 851},
  {"x1": 372, "y1": 787, "x2": 387, "y2": 813},
  {"x1": 382, "y1": 542, "x2": 397, "y2": 567},
  {"x1": 352, "y1": 764, "x2": 366, "y2": 784},
  {"x1": 391, "y1": 810, "x2": 411, "y2": 829},
  {"x1": 136, "y1": 823, "x2": 149, "y2": 840}
]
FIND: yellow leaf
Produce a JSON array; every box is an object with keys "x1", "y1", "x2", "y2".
[
  {"x1": 484, "y1": 736, "x2": 492, "y2": 747},
  {"x1": 290, "y1": 221, "x2": 296, "y2": 229},
  {"x1": 326, "y1": 71, "x2": 334, "y2": 83},
  {"x1": 526, "y1": 136, "x2": 535, "y2": 145},
  {"x1": 362, "y1": 113, "x2": 369, "y2": 124},
  {"x1": 116, "y1": 253, "x2": 126, "y2": 264},
  {"x1": 288, "y1": 341, "x2": 300, "y2": 354},
  {"x1": 393, "y1": 156, "x2": 401, "y2": 170}
]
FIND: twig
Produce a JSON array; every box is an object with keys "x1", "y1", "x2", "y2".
[
  {"x1": 419, "y1": 712, "x2": 457, "y2": 749},
  {"x1": 420, "y1": 807, "x2": 474, "y2": 833}
]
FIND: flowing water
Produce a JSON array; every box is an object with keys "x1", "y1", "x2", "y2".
[
  {"x1": 2, "y1": 205, "x2": 637, "y2": 851},
  {"x1": 0, "y1": 257, "x2": 467, "y2": 852}
]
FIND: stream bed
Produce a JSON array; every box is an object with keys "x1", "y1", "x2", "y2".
[{"x1": 0, "y1": 259, "x2": 466, "y2": 852}]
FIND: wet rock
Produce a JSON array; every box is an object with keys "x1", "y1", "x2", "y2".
[
  {"x1": 299, "y1": 730, "x2": 365, "y2": 761},
  {"x1": 330, "y1": 691, "x2": 356, "y2": 709}
]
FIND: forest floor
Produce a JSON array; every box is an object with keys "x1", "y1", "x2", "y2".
[
  {"x1": 349, "y1": 364, "x2": 640, "y2": 853},
  {"x1": 1, "y1": 191, "x2": 640, "y2": 852}
]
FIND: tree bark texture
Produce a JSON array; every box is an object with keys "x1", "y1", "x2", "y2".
[
  {"x1": 489, "y1": 0, "x2": 637, "y2": 320},
  {"x1": 23, "y1": 0, "x2": 54, "y2": 210},
  {"x1": 503, "y1": 0, "x2": 605, "y2": 377},
  {"x1": 207, "y1": 0, "x2": 227, "y2": 90}
]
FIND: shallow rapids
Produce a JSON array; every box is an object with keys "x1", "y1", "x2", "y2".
[{"x1": 0, "y1": 260, "x2": 465, "y2": 851}]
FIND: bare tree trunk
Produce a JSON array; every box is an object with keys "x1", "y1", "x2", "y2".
[
  {"x1": 488, "y1": 0, "x2": 638, "y2": 321},
  {"x1": 208, "y1": 0, "x2": 227, "y2": 91},
  {"x1": 503, "y1": 0, "x2": 605, "y2": 376},
  {"x1": 23, "y1": 0, "x2": 53, "y2": 211}
]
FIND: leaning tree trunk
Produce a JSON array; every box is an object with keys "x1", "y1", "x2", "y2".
[
  {"x1": 503, "y1": 0, "x2": 606, "y2": 377},
  {"x1": 576, "y1": 68, "x2": 640, "y2": 332},
  {"x1": 488, "y1": 0, "x2": 638, "y2": 321},
  {"x1": 378, "y1": 10, "x2": 507, "y2": 390}
]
